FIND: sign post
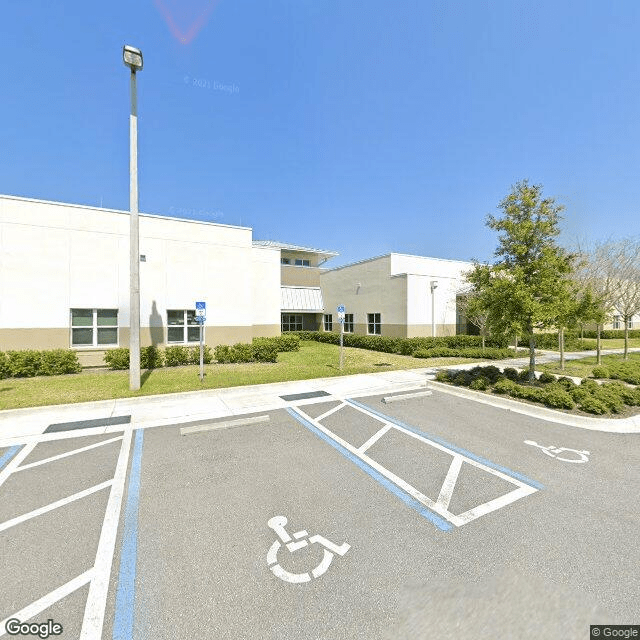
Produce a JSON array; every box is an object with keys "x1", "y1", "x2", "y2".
[
  {"x1": 195, "y1": 301, "x2": 206, "y2": 382},
  {"x1": 337, "y1": 305, "x2": 345, "y2": 371}
]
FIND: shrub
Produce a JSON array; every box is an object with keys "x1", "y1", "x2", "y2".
[
  {"x1": 38, "y1": 349, "x2": 82, "y2": 375},
  {"x1": 214, "y1": 345, "x2": 233, "y2": 364},
  {"x1": 253, "y1": 335, "x2": 300, "y2": 353},
  {"x1": 141, "y1": 346, "x2": 164, "y2": 369},
  {"x1": 434, "y1": 370, "x2": 451, "y2": 382},
  {"x1": 538, "y1": 372, "x2": 556, "y2": 384},
  {"x1": 164, "y1": 346, "x2": 190, "y2": 367},
  {"x1": 186, "y1": 345, "x2": 212, "y2": 365},
  {"x1": 543, "y1": 386, "x2": 575, "y2": 409},
  {"x1": 0, "y1": 351, "x2": 10, "y2": 379},
  {"x1": 104, "y1": 348, "x2": 130, "y2": 369},
  {"x1": 579, "y1": 396, "x2": 608, "y2": 415},
  {"x1": 570, "y1": 387, "x2": 590, "y2": 403},
  {"x1": 493, "y1": 379, "x2": 517, "y2": 394},
  {"x1": 503, "y1": 367, "x2": 519, "y2": 381},
  {"x1": 470, "y1": 376, "x2": 489, "y2": 390},
  {"x1": 453, "y1": 372, "x2": 471, "y2": 386},
  {"x1": 251, "y1": 343, "x2": 278, "y2": 363},
  {"x1": 581, "y1": 328, "x2": 640, "y2": 340},
  {"x1": 509, "y1": 384, "x2": 546, "y2": 402},
  {"x1": 557, "y1": 376, "x2": 577, "y2": 390},
  {"x1": 518, "y1": 369, "x2": 532, "y2": 382},
  {"x1": 6, "y1": 350, "x2": 42, "y2": 377},
  {"x1": 591, "y1": 367, "x2": 609, "y2": 379}
]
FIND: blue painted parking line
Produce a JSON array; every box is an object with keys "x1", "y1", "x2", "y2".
[
  {"x1": 113, "y1": 429, "x2": 145, "y2": 640},
  {"x1": 0, "y1": 445, "x2": 21, "y2": 472},
  {"x1": 286, "y1": 407, "x2": 453, "y2": 532},
  {"x1": 346, "y1": 398, "x2": 544, "y2": 491}
]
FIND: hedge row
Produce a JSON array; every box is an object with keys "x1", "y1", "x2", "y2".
[
  {"x1": 0, "y1": 349, "x2": 82, "y2": 378},
  {"x1": 435, "y1": 365, "x2": 640, "y2": 415},
  {"x1": 104, "y1": 345, "x2": 213, "y2": 369},
  {"x1": 592, "y1": 361, "x2": 640, "y2": 386},
  {"x1": 531, "y1": 333, "x2": 597, "y2": 351},
  {"x1": 214, "y1": 342, "x2": 278, "y2": 363},
  {"x1": 413, "y1": 347, "x2": 516, "y2": 360},
  {"x1": 581, "y1": 328, "x2": 640, "y2": 340},
  {"x1": 252, "y1": 335, "x2": 300, "y2": 352},
  {"x1": 292, "y1": 331, "x2": 509, "y2": 354}
]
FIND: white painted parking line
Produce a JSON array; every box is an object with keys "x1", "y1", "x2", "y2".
[
  {"x1": 15, "y1": 436, "x2": 124, "y2": 472},
  {"x1": 0, "y1": 442, "x2": 37, "y2": 490},
  {"x1": 358, "y1": 424, "x2": 393, "y2": 453},
  {"x1": 0, "y1": 480, "x2": 113, "y2": 534},
  {"x1": 80, "y1": 429, "x2": 132, "y2": 640},
  {"x1": 292, "y1": 398, "x2": 541, "y2": 529},
  {"x1": 315, "y1": 402, "x2": 347, "y2": 422},
  {"x1": 382, "y1": 390, "x2": 432, "y2": 403},
  {"x1": 0, "y1": 569, "x2": 94, "y2": 638}
]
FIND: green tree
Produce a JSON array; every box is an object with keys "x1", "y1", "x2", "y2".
[{"x1": 466, "y1": 180, "x2": 575, "y2": 382}]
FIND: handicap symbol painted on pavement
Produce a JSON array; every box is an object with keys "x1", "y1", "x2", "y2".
[
  {"x1": 524, "y1": 440, "x2": 590, "y2": 463},
  {"x1": 266, "y1": 515, "x2": 350, "y2": 584}
]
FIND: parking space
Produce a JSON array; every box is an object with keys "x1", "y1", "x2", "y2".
[{"x1": 1, "y1": 386, "x2": 639, "y2": 639}]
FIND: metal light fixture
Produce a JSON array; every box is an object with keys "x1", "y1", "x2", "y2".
[{"x1": 123, "y1": 45, "x2": 143, "y2": 71}]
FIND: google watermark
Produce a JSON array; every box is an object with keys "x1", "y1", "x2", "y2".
[
  {"x1": 591, "y1": 626, "x2": 640, "y2": 638},
  {"x1": 183, "y1": 75, "x2": 239, "y2": 95},
  {"x1": 4, "y1": 618, "x2": 63, "y2": 638}
]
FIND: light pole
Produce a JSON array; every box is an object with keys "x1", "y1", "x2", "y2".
[
  {"x1": 430, "y1": 281, "x2": 438, "y2": 337},
  {"x1": 123, "y1": 45, "x2": 143, "y2": 391}
]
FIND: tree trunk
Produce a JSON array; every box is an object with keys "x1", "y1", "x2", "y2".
[
  {"x1": 528, "y1": 333, "x2": 536, "y2": 383},
  {"x1": 515, "y1": 335, "x2": 518, "y2": 351},
  {"x1": 559, "y1": 327, "x2": 565, "y2": 370},
  {"x1": 481, "y1": 334, "x2": 485, "y2": 351},
  {"x1": 580, "y1": 324, "x2": 584, "y2": 339},
  {"x1": 596, "y1": 324, "x2": 602, "y2": 365},
  {"x1": 624, "y1": 317, "x2": 629, "y2": 360}
]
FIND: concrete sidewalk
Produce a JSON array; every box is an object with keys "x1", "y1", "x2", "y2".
[{"x1": 1, "y1": 348, "x2": 639, "y2": 445}]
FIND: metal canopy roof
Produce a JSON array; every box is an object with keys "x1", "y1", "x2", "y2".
[{"x1": 281, "y1": 286, "x2": 324, "y2": 311}]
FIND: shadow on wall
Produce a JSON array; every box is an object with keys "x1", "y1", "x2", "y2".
[{"x1": 149, "y1": 300, "x2": 164, "y2": 346}]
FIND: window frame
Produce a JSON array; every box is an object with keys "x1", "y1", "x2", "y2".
[
  {"x1": 367, "y1": 313, "x2": 381, "y2": 335},
  {"x1": 323, "y1": 314, "x2": 333, "y2": 332},
  {"x1": 613, "y1": 315, "x2": 621, "y2": 330},
  {"x1": 344, "y1": 313, "x2": 354, "y2": 333},
  {"x1": 281, "y1": 314, "x2": 303, "y2": 332},
  {"x1": 70, "y1": 308, "x2": 118, "y2": 348},
  {"x1": 167, "y1": 309, "x2": 200, "y2": 344},
  {"x1": 294, "y1": 258, "x2": 310, "y2": 267}
]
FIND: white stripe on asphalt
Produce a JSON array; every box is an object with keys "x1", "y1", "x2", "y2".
[
  {"x1": 435, "y1": 455, "x2": 464, "y2": 510},
  {"x1": 315, "y1": 402, "x2": 347, "y2": 422},
  {"x1": 358, "y1": 424, "x2": 393, "y2": 453},
  {"x1": 15, "y1": 436, "x2": 124, "y2": 472},
  {"x1": 80, "y1": 429, "x2": 133, "y2": 640},
  {"x1": 0, "y1": 442, "x2": 37, "y2": 490},
  {"x1": 0, "y1": 480, "x2": 113, "y2": 534},
  {"x1": 0, "y1": 569, "x2": 94, "y2": 638}
]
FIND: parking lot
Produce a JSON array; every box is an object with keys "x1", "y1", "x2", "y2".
[{"x1": 1, "y1": 386, "x2": 639, "y2": 639}]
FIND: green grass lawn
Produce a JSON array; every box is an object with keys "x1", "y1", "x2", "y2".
[
  {"x1": 540, "y1": 352, "x2": 640, "y2": 379},
  {"x1": 594, "y1": 338, "x2": 640, "y2": 349},
  {"x1": 0, "y1": 341, "x2": 501, "y2": 410}
]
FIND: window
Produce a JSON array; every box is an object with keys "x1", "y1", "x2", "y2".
[
  {"x1": 628, "y1": 318, "x2": 634, "y2": 329},
  {"x1": 613, "y1": 315, "x2": 621, "y2": 330},
  {"x1": 281, "y1": 314, "x2": 303, "y2": 332},
  {"x1": 323, "y1": 314, "x2": 333, "y2": 331},
  {"x1": 281, "y1": 258, "x2": 291, "y2": 265},
  {"x1": 344, "y1": 313, "x2": 354, "y2": 333},
  {"x1": 71, "y1": 309, "x2": 118, "y2": 347},
  {"x1": 294, "y1": 259, "x2": 310, "y2": 267},
  {"x1": 167, "y1": 309, "x2": 200, "y2": 343},
  {"x1": 367, "y1": 313, "x2": 381, "y2": 335}
]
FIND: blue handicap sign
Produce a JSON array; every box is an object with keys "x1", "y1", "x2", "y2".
[
  {"x1": 337, "y1": 305, "x2": 345, "y2": 313},
  {"x1": 196, "y1": 301, "x2": 206, "y2": 311}
]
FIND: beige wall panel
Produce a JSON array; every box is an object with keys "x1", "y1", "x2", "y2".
[
  {"x1": 0, "y1": 328, "x2": 69, "y2": 351},
  {"x1": 281, "y1": 266, "x2": 321, "y2": 287},
  {"x1": 321, "y1": 256, "x2": 407, "y2": 329},
  {"x1": 252, "y1": 324, "x2": 281, "y2": 338}
]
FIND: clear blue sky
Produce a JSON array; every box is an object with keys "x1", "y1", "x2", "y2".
[{"x1": 2, "y1": 0, "x2": 639, "y2": 267}]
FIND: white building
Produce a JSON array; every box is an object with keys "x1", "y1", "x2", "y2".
[
  {"x1": 320, "y1": 253, "x2": 473, "y2": 337},
  {"x1": 0, "y1": 195, "x2": 281, "y2": 366}
]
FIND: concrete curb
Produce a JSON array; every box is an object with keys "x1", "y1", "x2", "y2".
[{"x1": 425, "y1": 380, "x2": 640, "y2": 433}]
